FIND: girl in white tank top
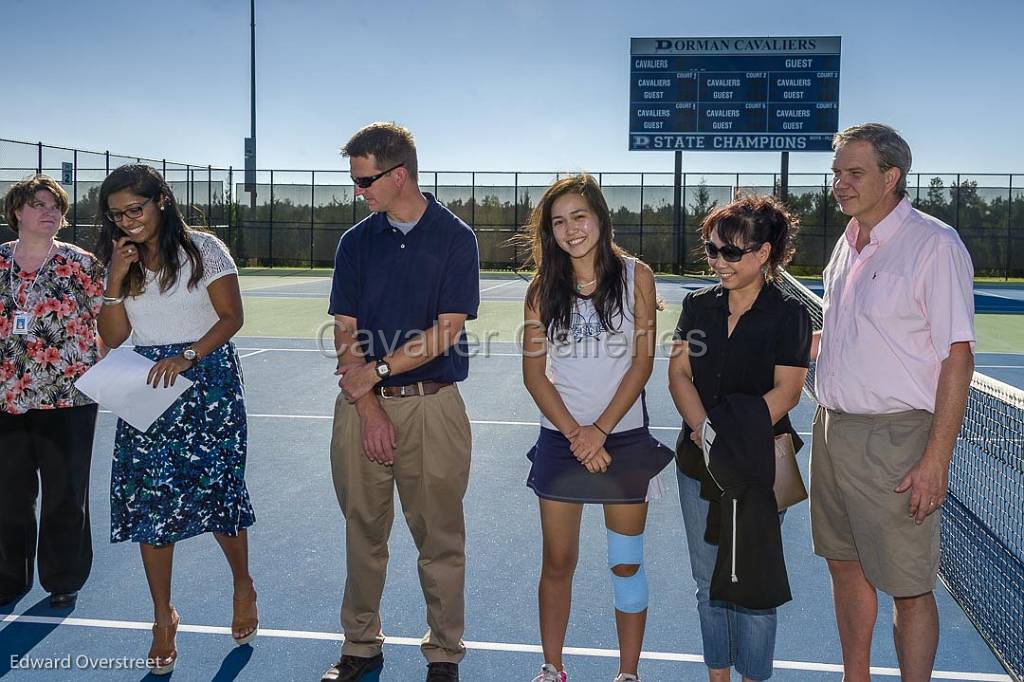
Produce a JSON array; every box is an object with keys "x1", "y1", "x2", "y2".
[{"x1": 519, "y1": 174, "x2": 672, "y2": 682}]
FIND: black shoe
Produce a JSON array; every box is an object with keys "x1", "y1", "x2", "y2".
[
  {"x1": 426, "y1": 662, "x2": 459, "y2": 681},
  {"x1": 321, "y1": 653, "x2": 384, "y2": 681},
  {"x1": 48, "y1": 592, "x2": 78, "y2": 608}
]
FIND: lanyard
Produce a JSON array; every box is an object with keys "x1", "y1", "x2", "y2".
[{"x1": 8, "y1": 240, "x2": 57, "y2": 312}]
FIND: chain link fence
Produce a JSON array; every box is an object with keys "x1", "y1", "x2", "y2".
[{"x1": 3, "y1": 139, "x2": 1022, "y2": 276}]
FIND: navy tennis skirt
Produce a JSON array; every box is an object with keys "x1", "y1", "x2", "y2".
[{"x1": 527, "y1": 426, "x2": 675, "y2": 504}]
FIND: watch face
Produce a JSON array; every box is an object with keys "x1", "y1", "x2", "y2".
[
  {"x1": 184, "y1": 349, "x2": 197, "y2": 360},
  {"x1": 376, "y1": 362, "x2": 389, "y2": 377}
]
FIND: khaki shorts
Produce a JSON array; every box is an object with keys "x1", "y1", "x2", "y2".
[{"x1": 809, "y1": 405, "x2": 939, "y2": 597}]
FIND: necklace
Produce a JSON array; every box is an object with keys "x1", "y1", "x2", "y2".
[{"x1": 575, "y1": 277, "x2": 597, "y2": 292}]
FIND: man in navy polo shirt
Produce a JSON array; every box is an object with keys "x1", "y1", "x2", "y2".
[{"x1": 320, "y1": 122, "x2": 479, "y2": 682}]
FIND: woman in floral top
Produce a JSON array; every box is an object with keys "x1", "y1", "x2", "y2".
[{"x1": 0, "y1": 175, "x2": 104, "y2": 610}]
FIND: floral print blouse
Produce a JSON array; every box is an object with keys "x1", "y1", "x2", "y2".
[{"x1": 0, "y1": 241, "x2": 105, "y2": 414}]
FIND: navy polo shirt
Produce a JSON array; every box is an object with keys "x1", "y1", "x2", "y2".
[{"x1": 328, "y1": 193, "x2": 480, "y2": 386}]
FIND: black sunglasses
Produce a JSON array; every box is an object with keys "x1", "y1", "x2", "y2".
[
  {"x1": 351, "y1": 162, "x2": 404, "y2": 189},
  {"x1": 703, "y1": 240, "x2": 762, "y2": 263}
]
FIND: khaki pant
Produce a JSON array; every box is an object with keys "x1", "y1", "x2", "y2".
[
  {"x1": 331, "y1": 385, "x2": 472, "y2": 663},
  {"x1": 809, "y1": 406, "x2": 939, "y2": 597}
]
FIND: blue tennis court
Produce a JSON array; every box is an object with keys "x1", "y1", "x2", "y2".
[{"x1": 0, "y1": 275, "x2": 1019, "y2": 681}]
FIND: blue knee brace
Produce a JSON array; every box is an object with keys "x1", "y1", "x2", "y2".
[{"x1": 606, "y1": 529, "x2": 648, "y2": 613}]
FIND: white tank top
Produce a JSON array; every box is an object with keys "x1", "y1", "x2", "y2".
[{"x1": 540, "y1": 258, "x2": 644, "y2": 433}]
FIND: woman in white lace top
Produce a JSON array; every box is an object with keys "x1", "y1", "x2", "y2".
[{"x1": 95, "y1": 165, "x2": 256, "y2": 675}]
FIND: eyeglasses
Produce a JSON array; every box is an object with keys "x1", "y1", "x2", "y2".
[
  {"x1": 703, "y1": 240, "x2": 762, "y2": 262},
  {"x1": 106, "y1": 196, "x2": 154, "y2": 223},
  {"x1": 351, "y1": 163, "x2": 404, "y2": 189}
]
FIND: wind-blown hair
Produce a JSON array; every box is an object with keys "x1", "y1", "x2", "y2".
[
  {"x1": 94, "y1": 164, "x2": 204, "y2": 297},
  {"x1": 702, "y1": 194, "x2": 798, "y2": 281},
  {"x1": 519, "y1": 173, "x2": 628, "y2": 342}
]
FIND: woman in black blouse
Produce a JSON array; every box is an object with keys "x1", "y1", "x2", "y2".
[{"x1": 668, "y1": 195, "x2": 810, "y2": 682}]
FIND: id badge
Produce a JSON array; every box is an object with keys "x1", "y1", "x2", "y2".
[{"x1": 13, "y1": 311, "x2": 32, "y2": 335}]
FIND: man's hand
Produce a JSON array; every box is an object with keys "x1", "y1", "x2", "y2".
[
  {"x1": 337, "y1": 361, "x2": 380, "y2": 403},
  {"x1": 895, "y1": 451, "x2": 950, "y2": 525},
  {"x1": 568, "y1": 424, "x2": 607, "y2": 463},
  {"x1": 357, "y1": 399, "x2": 397, "y2": 465}
]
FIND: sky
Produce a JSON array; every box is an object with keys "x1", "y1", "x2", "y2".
[{"x1": 4, "y1": 0, "x2": 1023, "y2": 177}]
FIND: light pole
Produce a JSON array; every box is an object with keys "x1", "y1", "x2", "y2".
[{"x1": 244, "y1": 0, "x2": 257, "y2": 209}]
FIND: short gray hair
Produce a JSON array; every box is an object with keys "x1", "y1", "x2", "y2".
[{"x1": 832, "y1": 123, "x2": 912, "y2": 198}]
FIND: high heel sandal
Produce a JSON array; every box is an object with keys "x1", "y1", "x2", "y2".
[
  {"x1": 232, "y1": 584, "x2": 258, "y2": 646},
  {"x1": 148, "y1": 608, "x2": 179, "y2": 676}
]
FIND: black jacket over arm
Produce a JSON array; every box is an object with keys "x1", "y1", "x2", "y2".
[{"x1": 704, "y1": 394, "x2": 791, "y2": 610}]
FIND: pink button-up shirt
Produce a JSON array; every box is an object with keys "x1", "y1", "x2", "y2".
[{"x1": 816, "y1": 198, "x2": 975, "y2": 414}]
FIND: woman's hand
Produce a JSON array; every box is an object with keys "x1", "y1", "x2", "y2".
[
  {"x1": 569, "y1": 424, "x2": 607, "y2": 463},
  {"x1": 582, "y1": 447, "x2": 612, "y2": 474},
  {"x1": 109, "y1": 237, "x2": 140, "y2": 285},
  {"x1": 147, "y1": 355, "x2": 193, "y2": 388}
]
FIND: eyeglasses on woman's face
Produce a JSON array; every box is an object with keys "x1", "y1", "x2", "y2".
[
  {"x1": 105, "y1": 196, "x2": 154, "y2": 223},
  {"x1": 104, "y1": 195, "x2": 154, "y2": 222}
]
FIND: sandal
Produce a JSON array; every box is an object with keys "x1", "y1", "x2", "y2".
[
  {"x1": 149, "y1": 608, "x2": 179, "y2": 675},
  {"x1": 232, "y1": 582, "x2": 259, "y2": 645}
]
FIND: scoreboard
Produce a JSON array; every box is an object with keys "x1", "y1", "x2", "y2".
[{"x1": 629, "y1": 36, "x2": 841, "y2": 152}]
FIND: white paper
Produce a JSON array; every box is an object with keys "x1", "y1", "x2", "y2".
[{"x1": 74, "y1": 347, "x2": 193, "y2": 432}]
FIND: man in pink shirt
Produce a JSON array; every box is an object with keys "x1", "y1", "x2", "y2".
[{"x1": 811, "y1": 123, "x2": 975, "y2": 682}]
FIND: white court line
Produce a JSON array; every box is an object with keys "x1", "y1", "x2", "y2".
[
  {"x1": 232, "y1": 348, "x2": 681, "y2": 361},
  {"x1": 241, "y1": 277, "x2": 328, "y2": 290},
  {"x1": 98, "y1": 409, "x2": 813, "y2": 436},
  {"x1": 0, "y1": 613, "x2": 1008, "y2": 680},
  {"x1": 237, "y1": 349, "x2": 270, "y2": 359},
  {"x1": 479, "y1": 280, "x2": 522, "y2": 293},
  {"x1": 975, "y1": 365, "x2": 1024, "y2": 369}
]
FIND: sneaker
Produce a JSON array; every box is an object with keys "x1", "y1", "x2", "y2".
[
  {"x1": 613, "y1": 674, "x2": 639, "y2": 682},
  {"x1": 321, "y1": 653, "x2": 384, "y2": 681},
  {"x1": 532, "y1": 663, "x2": 567, "y2": 682},
  {"x1": 426, "y1": 661, "x2": 459, "y2": 681}
]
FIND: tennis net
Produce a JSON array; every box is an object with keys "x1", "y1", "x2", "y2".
[{"x1": 776, "y1": 271, "x2": 1024, "y2": 682}]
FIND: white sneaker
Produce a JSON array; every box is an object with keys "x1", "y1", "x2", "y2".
[
  {"x1": 532, "y1": 662, "x2": 567, "y2": 682},
  {"x1": 613, "y1": 674, "x2": 639, "y2": 682}
]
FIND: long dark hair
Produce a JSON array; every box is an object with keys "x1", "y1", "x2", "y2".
[
  {"x1": 94, "y1": 164, "x2": 204, "y2": 296},
  {"x1": 518, "y1": 174, "x2": 627, "y2": 342}
]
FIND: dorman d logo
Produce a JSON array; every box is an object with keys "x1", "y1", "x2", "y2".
[{"x1": 632, "y1": 135, "x2": 650, "y2": 148}]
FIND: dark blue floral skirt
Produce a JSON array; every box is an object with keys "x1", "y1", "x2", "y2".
[{"x1": 110, "y1": 342, "x2": 255, "y2": 546}]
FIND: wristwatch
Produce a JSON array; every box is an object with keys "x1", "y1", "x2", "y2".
[
  {"x1": 374, "y1": 359, "x2": 391, "y2": 379},
  {"x1": 183, "y1": 348, "x2": 199, "y2": 365}
]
